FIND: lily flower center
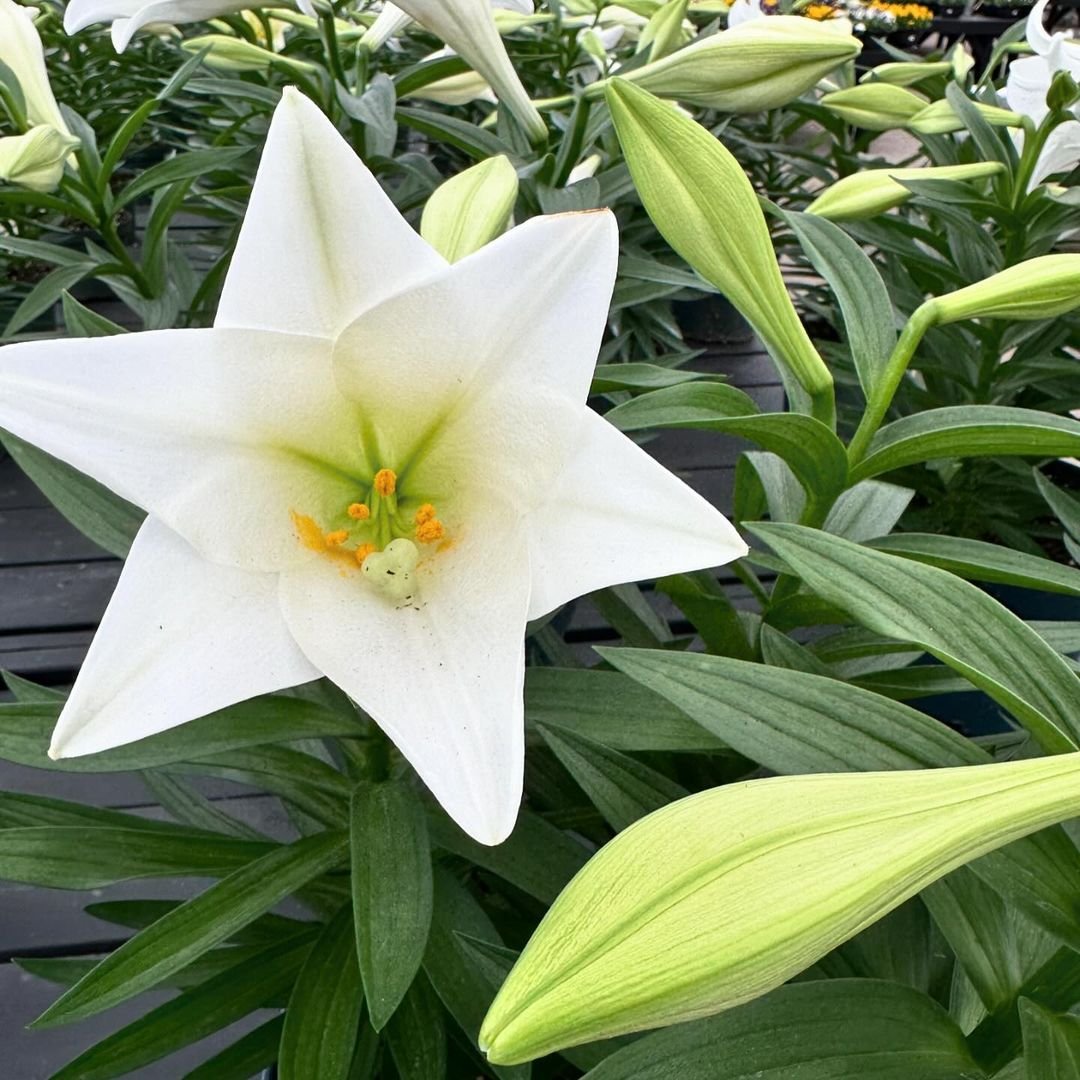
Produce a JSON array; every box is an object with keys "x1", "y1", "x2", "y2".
[{"x1": 290, "y1": 464, "x2": 449, "y2": 601}]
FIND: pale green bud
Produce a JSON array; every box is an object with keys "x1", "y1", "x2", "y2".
[
  {"x1": 807, "y1": 161, "x2": 1004, "y2": 221},
  {"x1": 907, "y1": 97, "x2": 1022, "y2": 134},
  {"x1": 182, "y1": 34, "x2": 318, "y2": 75},
  {"x1": 820, "y1": 83, "x2": 926, "y2": 129},
  {"x1": 605, "y1": 78, "x2": 834, "y2": 421},
  {"x1": 480, "y1": 753, "x2": 1080, "y2": 1064},
  {"x1": 616, "y1": 16, "x2": 861, "y2": 113},
  {"x1": 924, "y1": 254, "x2": 1080, "y2": 324},
  {"x1": 636, "y1": 0, "x2": 690, "y2": 60},
  {"x1": 420, "y1": 155, "x2": 518, "y2": 262},
  {"x1": 859, "y1": 60, "x2": 953, "y2": 86},
  {"x1": 0, "y1": 124, "x2": 79, "y2": 192},
  {"x1": 950, "y1": 42, "x2": 975, "y2": 80}
]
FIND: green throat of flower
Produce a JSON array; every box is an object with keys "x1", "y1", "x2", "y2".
[{"x1": 291, "y1": 467, "x2": 449, "y2": 603}]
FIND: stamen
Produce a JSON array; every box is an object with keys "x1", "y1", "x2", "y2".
[
  {"x1": 355, "y1": 542, "x2": 378, "y2": 566},
  {"x1": 374, "y1": 469, "x2": 397, "y2": 497},
  {"x1": 325, "y1": 529, "x2": 349, "y2": 547},
  {"x1": 415, "y1": 503, "x2": 437, "y2": 525},
  {"x1": 416, "y1": 518, "x2": 445, "y2": 544},
  {"x1": 292, "y1": 511, "x2": 327, "y2": 552},
  {"x1": 347, "y1": 502, "x2": 370, "y2": 521}
]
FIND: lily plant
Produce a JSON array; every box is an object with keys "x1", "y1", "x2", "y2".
[{"x1": 0, "y1": 87, "x2": 744, "y2": 845}]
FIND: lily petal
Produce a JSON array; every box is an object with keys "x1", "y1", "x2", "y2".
[
  {"x1": 0, "y1": 0, "x2": 70, "y2": 133},
  {"x1": 1031, "y1": 119, "x2": 1080, "y2": 185},
  {"x1": 333, "y1": 210, "x2": 618, "y2": 411},
  {"x1": 217, "y1": 88, "x2": 446, "y2": 340},
  {"x1": 50, "y1": 517, "x2": 318, "y2": 759},
  {"x1": 525, "y1": 408, "x2": 748, "y2": 619},
  {"x1": 279, "y1": 515, "x2": 530, "y2": 845},
  {"x1": 0, "y1": 326, "x2": 362, "y2": 572}
]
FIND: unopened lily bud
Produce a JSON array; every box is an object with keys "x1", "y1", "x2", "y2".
[
  {"x1": 950, "y1": 42, "x2": 975, "y2": 80},
  {"x1": 807, "y1": 161, "x2": 1004, "y2": 221},
  {"x1": 566, "y1": 152, "x2": 602, "y2": 184},
  {"x1": 615, "y1": 17, "x2": 861, "y2": 113},
  {"x1": 182, "y1": 34, "x2": 317, "y2": 74},
  {"x1": 1047, "y1": 69, "x2": 1080, "y2": 113},
  {"x1": 0, "y1": 0, "x2": 70, "y2": 135},
  {"x1": 636, "y1": 0, "x2": 690, "y2": 60},
  {"x1": 421, "y1": 155, "x2": 518, "y2": 262},
  {"x1": 605, "y1": 77, "x2": 834, "y2": 420},
  {"x1": 907, "y1": 97, "x2": 1021, "y2": 134},
  {"x1": 924, "y1": 254, "x2": 1080, "y2": 324},
  {"x1": 859, "y1": 59, "x2": 952, "y2": 86},
  {"x1": 820, "y1": 83, "x2": 926, "y2": 129},
  {"x1": 0, "y1": 124, "x2": 79, "y2": 192},
  {"x1": 480, "y1": 753, "x2": 1080, "y2": 1064}
]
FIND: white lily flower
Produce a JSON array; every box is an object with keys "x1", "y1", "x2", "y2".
[
  {"x1": 726, "y1": 0, "x2": 763, "y2": 26},
  {"x1": 405, "y1": 47, "x2": 496, "y2": 104},
  {"x1": 1003, "y1": 0, "x2": 1080, "y2": 186},
  {"x1": 63, "y1": 0, "x2": 313, "y2": 53},
  {"x1": 0, "y1": 0, "x2": 70, "y2": 135},
  {"x1": 387, "y1": 0, "x2": 547, "y2": 142},
  {"x1": 0, "y1": 89, "x2": 745, "y2": 845},
  {"x1": 361, "y1": 0, "x2": 532, "y2": 51}
]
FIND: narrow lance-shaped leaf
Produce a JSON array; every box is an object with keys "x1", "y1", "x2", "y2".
[
  {"x1": 480, "y1": 752, "x2": 1080, "y2": 1064},
  {"x1": 749, "y1": 523, "x2": 1080, "y2": 753}
]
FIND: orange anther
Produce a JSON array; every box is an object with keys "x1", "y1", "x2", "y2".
[
  {"x1": 355, "y1": 543, "x2": 378, "y2": 566},
  {"x1": 414, "y1": 503, "x2": 437, "y2": 525},
  {"x1": 325, "y1": 529, "x2": 349, "y2": 547},
  {"x1": 373, "y1": 469, "x2": 397, "y2": 497},
  {"x1": 347, "y1": 502, "x2": 370, "y2": 521},
  {"x1": 416, "y1": 518, "x2": 445, "y2": 544}
]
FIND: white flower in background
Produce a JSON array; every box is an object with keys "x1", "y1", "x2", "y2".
[
  {"x1": 63, "y1": 0, "x2": 301, "y2": 52},
  {"x1": 405, "y1": 46, "x2": 496, "y2": 104},
  {"x1": 726, "y1": 0, "x2": 763, "y2": 26},
  {"x1": 1004, "y1": 0, "x2": 1080, "y2": 186},
  {"x1": 0, "y1": 0, "x2": 71, "y2": 135},
  {"x1": 361, "y1": 0, "x2": 531, "y2": 51},
  {"x1": 0, "y1": 89, "x2": 745, "y2": 845},
  {"x1": 0, "y1": 123, "x2": 79, "y2": 190},
  {"x1": 578, "y1": 24, "x2": 625, "y2": 75},
  {"x1": 379, "y1": 0, "x2": 546, "y2": 142}
]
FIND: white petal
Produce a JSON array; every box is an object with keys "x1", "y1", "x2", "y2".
[
  {"x1": 279, "y1": 519, "x2": 529, "y2": 845},
  {"x1": 525, "y1": 408, "x2": 748, "y2": 620},
  {"x1": 0, "y1": 326, "x2": 362, "y2": 572},
  {"x1": 1030, "y1": 120, "x2": 1080, "y2": 186},
  {"x1": 1026, "y1": 0, "x2": 1054, "y2": 55},
  {"x1": 1005, "y1": 54, "x2": 1052, "y2": 121},
  {"x1": 216, "y1": 88, "x2": 445, "y2": 340},
  {"x1": 0, "y1": 0, "x2": 69, "y2": 133},
  {"x1": 391, "y1": 0, "x2": 546, "y2": 141},
  {"x1": 50, "y1": 518, "x2": 318, "y2": 758},
  {"x1": 334, "y1": 210, "x2": 618, "y2": 411},
  {"x1": 361, "y1": 3, "x2": 413, "y2": 49}
]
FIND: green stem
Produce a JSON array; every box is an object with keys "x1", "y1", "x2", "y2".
[{"x1": 847, "y1": 304, "x2": 937, "y2": 467}]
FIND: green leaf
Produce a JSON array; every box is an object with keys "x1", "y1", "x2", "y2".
[
  {"x1": 608, "y1": 397, "x2": 848, "y2": 504},
  {"x1": 657, "y1": 572, "x2": 754, "y2": 659},
  {"x1": 1034, "y1": 469, "x2": 1080, "y2": 541},
  {"x1": 1020, "y1": 998, "x2": 1080, "y2": 1079},
  {"x1": 0, "y1": 694, "x2": 358, "y2": 772},
  {"x1": 427, "y1": 806, "x2": 587, "y2": 905},
  {"x1": 578, "y1": 979, "x2": 981, "y2": 1079},
  {"x1": 822, "y1": 480, "x2": 913, "y2": 542},
  {"x1": 350, "y1": 782, "x2": 432, "y2": 1031},
  {"x1": 385, "y1": 974, "x2": 447, "y2": 1080},
  {"x1": 61, "y1": 291, "x2": 129, "y2": 337},
  {"x1": 140, "y1": 770, "x2": 265, "y2": 840},
  {"x1": 279, "y1": 906, "x2": 363, "y2": 1080},
  {"x1": 0, "y1": 430, "x2": 143, "y2": 556},
  {"x1": 538, "y1": 724, "x2": 687, "y2": 831},
  {"x1": 0, "y1": 235, "x2": 91, "y2": 268},
  {"x1": 525, "y1": 667, "x2": 725, "y2": 753},
  {"x1": 852, "y1": 407, "x2": 1080, "y2": 483},
  {"x1": 114, "y1": 145, "x2": 252, "y2": 209},
  {"x1": 590, "y1": 363, "x2": 723, "y2": 395},
  {"x1": 0, "y1": 826, "x2": 270, "y2": 888},
  {"x1": 33, "y1": 831, "x2": 348, "y2": 1027},
  {"x1": 422, "y1": 868, "x2": 528, "y2": 1080},
  {"x1": 749, "y1": 523, "x2": 1080, "y2": 754},
  {"x1": 4, "y1": 262, "x2": 96, "y2": 337},
  {"x1": 49, "y1": 936, "x2": 313, "y2": 1080},
  {"x1": 396, "y1": 106, "x2": 512, "y2": 160},
  {"x1": 591, "y1": 582, "x2": 673, "y2": 647},
  {"x1": 870, "y1": 533, "x2": 1080, "y2": 597},
  {"x1": 184, "y1": 1015, "x2": 285, "y2": 1080},
  {"x1": 598, "y1": 647, "x2": 983, "y2": 773},
  {"x1": 780, "y1": 209, "x2": 896, "y2": 400},
  {"x1": 1, "y1": 671, "x2": 64, "y2": 703}
]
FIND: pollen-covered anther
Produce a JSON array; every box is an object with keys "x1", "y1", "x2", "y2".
[
  {"x1": 325, "y1": 529, "x2": 349, "y2": 547},
  {"x1": 355, "y1": 542, "x2": 378, "y2": 566},
  {"x1": 347, "y1": 502, "x2": 370, "y2": 521},
  {"x1": 416, "y1": 518, "x2": 445, "y2": 544},
  {"x1": 415, "y1": 503, "x2": 437, "y2": 525},
  {"x1": 374, "y1": 469, "x2": 397, "y2": 497}
]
